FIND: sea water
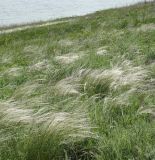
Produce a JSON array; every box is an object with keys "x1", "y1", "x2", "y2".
[{"x1": 0, "y1": 0, "x2": 147, "y2": 26}]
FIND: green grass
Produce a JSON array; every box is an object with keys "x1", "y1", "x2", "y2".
[{"x1": 0, "y1": 1, "x2": 155, "y2": 160}]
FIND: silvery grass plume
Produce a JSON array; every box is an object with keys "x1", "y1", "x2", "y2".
[
  {"x1": 138, "y1": 106, "x2": 155, "y2": 116},
  {"x1": 96, "y1": 47, "x2": 108, "y2": 56},
  {"x1": 58, "y1": 39, "x2": 74, "y2": 46},
  {"x1": 87, "y1": 61, "x2": 147, "y2": 91},
  {"x1": 12, "y1": 80, "x2": 44, "y2": 100},
  {"x1": 23, "y1": 45, "x2": 42, "y2": 54},
  {"x1": 34, "y1": 109, "x2": 96, "y2": 142},
  {"x1": 23, "y1": 45, "x2": 46, "y2": 62},
  {"x1": 55, "y1": 69, "x2": 91, "y2": 96},
  {"x1": 55, "y1": 76, "x2": 81, "y2": 95},
  {"x1": 55, "y1": 52, "x2": 84, "y2": 65},
  {"x1": 103, "y1": 88, "x2": 137, "y2": 107},
  {"x1": 84, "y1": 61, "x2": 148, "y2": 105},
  {"x1": 0, "y1": 130, "x2": 13, "y2": 144},
  {"x1": 2, "y1": 67, "x2": 22, "y2": 77},
  {"x1": 0, "y1": 100, "x2": 96, "y2": 143},
  {"x1": 1, "y1": 54, "x2": 13, "y2": 65},
  {"x1": 55, "y1": 61, "x2": 147, "y2": 98},
  {"x1": 114, "y1": 88, "x2": 136, "y2": 104},
  {"x1": 137, "y1": 79, "x2": 155, "y2": 117},
  {"x1": 136, "y1": 23, "x2": 155, "y2": 32},
  {"x1": 0, "y1": 100, "x2": 34, "y2": 123},
  {"x1": 29, "y1": 59, "x2": 50, "y2": 71}
]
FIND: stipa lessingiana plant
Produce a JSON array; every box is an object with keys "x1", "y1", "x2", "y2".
[
  {"x1": 55, "y1": 60, "x2": 147, "y2": 99},
  {"x1": 0, "y1": 99, "x2": 97, "y2": 159}
]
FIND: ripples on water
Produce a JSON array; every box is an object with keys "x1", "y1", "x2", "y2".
[{"x1": 0, "y1": 0, "x2": 146, "y2": 26}]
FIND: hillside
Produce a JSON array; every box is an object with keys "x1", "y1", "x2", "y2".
[{"x1": 0, "y1": 2, "x2": 155, "y2": 160}]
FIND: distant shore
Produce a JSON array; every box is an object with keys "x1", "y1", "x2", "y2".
[
  {"x1": 0, "y1": 19, "x2": 71, "y2": 34},
  {"x1": 0, "y1": 0, "x2": 152, "y2": 31}
]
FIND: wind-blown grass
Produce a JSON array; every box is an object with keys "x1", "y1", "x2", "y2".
[{"x1": 0, "y1": 1, "x2": 155, "y2": 160}]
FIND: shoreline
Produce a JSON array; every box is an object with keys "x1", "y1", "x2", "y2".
[
  {"x1": 0, "y1": 19, "x2": 71, "y2": 35},
  {"x1": 0, "y1": 1, "x2": 153, "y2": 34}
]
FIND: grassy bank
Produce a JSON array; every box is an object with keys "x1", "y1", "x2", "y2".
[{"x1": 0, "y1": 2, "x2": 155, "y2": 160}]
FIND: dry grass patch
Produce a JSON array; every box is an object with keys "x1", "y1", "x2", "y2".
[
  {"x1": 29, "y1": 59, "x2": 50, "y2": 71},
  {"x1": 96, "y1": 47, "x2": 108, "y2": 56},
  {"x1": 58, "y1": 39, "x2": 75, "y2": 46},
  {"x1": 55, "y1": 52, "x2": 84, "y2": 64},
  {"x1": 12, "y1": 81, "x2": 43, "y2": 100},
  {"x1": 137, "y1": 23, "x2": 155, "y2": 32},
  {"x1": 0, "y1": 100, "x2": 95, "y2": 141},
  {"x1": 23, "y1": 45, "x2": 46, "y2": 61},
  {"x1": 55, "y1": 61, "x2": 147, "y2": 98},
  {"x1": 1, "y1": 54, "x2": 13, "y2": 65},
  {"x1": 2, "y1": 67, "x2": 22, "y2": 77}
]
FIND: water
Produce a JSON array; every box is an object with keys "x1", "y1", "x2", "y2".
[{"x1": 0, "y1": 0, "x2": 147, "y2": 26}]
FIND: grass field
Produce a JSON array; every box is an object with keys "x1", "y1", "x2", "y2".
[{"x1": 0, "y1": 1, "x2": 155, "y2": 160}]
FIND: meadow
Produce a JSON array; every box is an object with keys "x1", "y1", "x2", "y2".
[{"x1": 0, "y1": 1, "x2": 155, "y2": 159}]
